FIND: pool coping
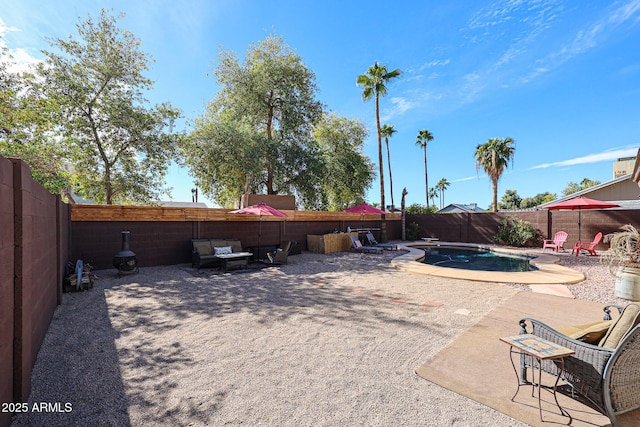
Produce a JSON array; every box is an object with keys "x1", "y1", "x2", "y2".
[{"x1": 390, "y1": 241, "x2": 586, "y2": 285}]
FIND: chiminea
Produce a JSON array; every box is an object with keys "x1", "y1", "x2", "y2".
[{"x1": 113, "y1": 231, "x2": 139, "y2": 276}]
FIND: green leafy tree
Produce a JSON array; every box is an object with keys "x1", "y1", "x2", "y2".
[
  {"x1": 520, "y1": 192, "x2": 556, "y2": 209},
  {"x1": 436, "y1": 177, "x2": 450, "y2": 209},
  {"x1": 380, "y1": 124, "x2": 397, "y2": 211},
  {"x1": 428, "y1": 187, "x2": 439, "y2": 209},
  {"x1": 405, "y1": 203, "x2": 436, "y2": 214},
  {"x1": 38, "y1": 9, "x2": 181, "y2": 204},
  {"x1": 474, "y1": 137, "x2": 515, "y2": 212},
  {"x1": 0, "y1": 42, "x2": 69, "y2": 194},
  {"x1": 185, "y1": 34, "x2": 325, "y2": 208},
  {"x1": 357, "y1": 62, "x2": 401, "y2": 241},
  {"x1": 498, "y1": 189, "x2": 522, "y2": 210},
  {"x1": 562, "y1": 178, "x2": 601, "y2": 196},
  {"x1": 416, "y1": 129, "x2": 434, "y2": 207},
  {"x1": 313, "y1": 113, "x2": 374, "y2": 210}
]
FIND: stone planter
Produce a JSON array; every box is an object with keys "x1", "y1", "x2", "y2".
[{"x1": 615, "y1": 266, "x2": 640, "y2": 300}]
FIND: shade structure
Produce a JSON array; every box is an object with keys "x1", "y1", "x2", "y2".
[
  {"x1": 546, "y1": 196, "x2": 620, "y2": 241},
  {"x1": 230, "y1": 202, "x2": 289, "y2": 246},
  {"x1": 342, "y1": 203, "x2": 385, "y2": 214}
]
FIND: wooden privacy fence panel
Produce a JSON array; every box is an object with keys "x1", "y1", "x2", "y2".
[{"x1": 71, "y1": 205, "x2": 401, "y2": 222}]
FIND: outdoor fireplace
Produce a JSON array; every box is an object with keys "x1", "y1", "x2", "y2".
[{"x1": 113, "y1": 231, "x2": 139, "y2": 276}]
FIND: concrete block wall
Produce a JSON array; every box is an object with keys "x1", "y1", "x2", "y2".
[
  {"x1": 0, "y1": 156, "x2": 15, "y2": 427},
  {"x1": 0, "y1": 156, "x2": 69, "y2": 427}
]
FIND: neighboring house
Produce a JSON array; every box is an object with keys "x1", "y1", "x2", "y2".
[
  {"x1": 538, "y1": 173, "x2": 640, "y2": 209},
  {"x1": 158, "y1": 201, "x2": 208, "y2": 208},
  {"x1": 438, "y1": 203, "x2": 486, "y2": 213}
]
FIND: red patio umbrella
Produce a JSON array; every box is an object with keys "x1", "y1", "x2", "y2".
[
  {"x1": 230, "y1": 202, "x2": 288, "y2": 245},
  {"x1": 545, "y1": 196, "x2": 620, "y2": 242}
]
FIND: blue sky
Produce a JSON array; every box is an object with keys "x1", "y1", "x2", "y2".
[{"x1": 2, "y1": 0, "x2": 639, "y2": 209}]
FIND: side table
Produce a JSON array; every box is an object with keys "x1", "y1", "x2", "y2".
[{"x1": 500, "y1": 334, "x2": 575, "y2": 422}]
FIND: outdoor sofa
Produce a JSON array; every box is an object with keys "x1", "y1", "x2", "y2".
[{"x1": 191, "y1": 238, "x2": 251, "y2": 270}]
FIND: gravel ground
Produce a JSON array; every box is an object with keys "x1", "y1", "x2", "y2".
[
  {"x1": 10, "y1": 247, "x2": 623, "y2": 427},
  {"x1": 507, "y1": 247, "x2": 629, "y2": 306}
]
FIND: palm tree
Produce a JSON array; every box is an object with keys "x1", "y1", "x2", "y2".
[
  {"x1": 357, "y1": 63, "x2": 401, "y2": 241},
  {"x1": 436, "y1": 178, "x2": 450, "y2": 209},
  {"x1": 416, "y1": 129, "x2": 434, "y2": 207},
  {"x1": 474, "y1": 137, "x2": 515, "y2": 212},
  {"x1": 428, "y1": 187, "x2": 439, "y2": 209},
  {"x1": 380, "y1": 124, "x2": 397, "y2": 212}
]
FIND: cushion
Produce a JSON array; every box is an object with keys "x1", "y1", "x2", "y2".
[
  {"x1": 214, "y1": 246, "x2": 233, "y2": 255},
  {"x1": 209, "y1": 239, "x2": 227, "y2": 249},
  {"x1": 193, "y1": 241, "x2": 212, "y2": 256},
  {"x1": 556, "y1": 320, "x2": 613, "y2": 345},
  {"x1": 225, "y1": 239, "x2": 243, "y2": 253},
  {"x1": 599, "y1": 304, "x2": 640, "y2": 349}
]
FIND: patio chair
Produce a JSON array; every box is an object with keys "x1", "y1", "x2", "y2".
[
  {"x1": 350, "y1": 236, "x2": 383, "y2": 254},
  {"x1": 518, "y1": 304, "x2": 640, "y2": 427},
  {"x1": 365, "y1": 231, "x2": 398, "y2": 251},
  {"x1": 572, "y1": 232, "x2": 603, "y2": 256},
  {"x1": 266, "y1": 241, "x2": 296, "y2": 265},
  {"x1": 542, "y1": 231, "x2": 568, "y2": 252}
]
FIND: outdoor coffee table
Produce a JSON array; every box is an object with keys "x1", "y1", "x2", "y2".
[
  {"x1": 500, "y1": 334, "x2": 575, "y2": 422},
  {"x1": 215, "y1": 252, "x2": 253, "y2": 271}
]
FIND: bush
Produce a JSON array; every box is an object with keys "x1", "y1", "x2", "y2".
[
  {"x1": 405, "y1": 222, "x2": 422, "y2": 241},
  {"x1": 495, "y1": 215, "x2": 538, "y2": 247}
]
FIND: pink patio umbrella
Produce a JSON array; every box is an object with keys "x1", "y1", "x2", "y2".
[
  {"x1": 342, "y1": 202, "x2": 385, "y2": 214},
  {"x1": 342, "y1": 203, "x2": 385, "y2": 231},
  {"x1": 545, "y1": 196, "x2": 620, "y2": 242},
  {"x1": 230, "y1": 202, "x2": 288, "y2": 246}
]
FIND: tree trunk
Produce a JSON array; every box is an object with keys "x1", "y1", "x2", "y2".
[
  {"x1": 492, "y1": 179, "x2": 498, "y2": 212},
  {"x1": 401, "y1": 187, "x2": 408, "y2": 240},
  {"x1": 423, "y1": 146, "x2": 429, "y2": 207},
  {"x1": 385, "y1": 137, "x2": 394, "y2": 212},
  {"x1": 266, "y1": 99, "x2": 275, "y2": 194},
  {"x1": 375, "y1": 94, "x2": 387, "y2": 242}
]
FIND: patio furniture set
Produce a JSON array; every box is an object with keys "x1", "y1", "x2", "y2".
[
  {"x1": 542, "y1": 230, "x2": 603, "y2": 256},
  {"x1": 505, "y1": 303, "x2": 640, "y2": 426},
  {"x1": 191, "y1": 238, "x2": 296, "y2": 271}
]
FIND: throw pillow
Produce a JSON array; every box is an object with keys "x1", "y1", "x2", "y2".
[
  {"x1": 193, "y1": 241, "x2": 212, "y2": 256},
  {"x1": 556, "y1": 320, "x2": 613, "y2": 345},
  {"x1": 599, "y1": 304, "x2": 640, "y2": 349},
  {"x1": 214, "y1": 246, "x2": 233, "y2": 255}
]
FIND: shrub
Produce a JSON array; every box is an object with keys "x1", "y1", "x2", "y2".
[
  {"x1": 405, "y1": 222, "x2": 422, "y2": 241},
  {"x1": 495, "y1": 215, "x2": 538, "y2": 247}
]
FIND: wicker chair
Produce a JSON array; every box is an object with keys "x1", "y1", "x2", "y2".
[{"x1": 519, "y1": 305, "x2": 640, "y2": 427}]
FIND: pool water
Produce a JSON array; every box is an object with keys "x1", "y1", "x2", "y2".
[{"x1": 420, "y1": 246, "x2": 534, "y2": 272}]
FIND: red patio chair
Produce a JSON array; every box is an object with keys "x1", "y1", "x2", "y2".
[
  {"x1": 542, "y1": 231, "x2": 568, "y2": 252},
  {"x1": 572, "y1": 232, "x2": 603, "y2": 256}
]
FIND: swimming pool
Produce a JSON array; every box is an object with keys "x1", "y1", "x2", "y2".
[
  {"x1": 420, "y1": 245, "x2": 534, "y2": 272},
  {"x1": 389, "y1": 242, "x2": 586, "y2": 284}
]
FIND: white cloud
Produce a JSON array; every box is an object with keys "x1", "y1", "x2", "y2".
[
  {"x1": 530, "y1": 147, "x2": 639, "y2": 169},
  {"x1": 454, "y1": 176, "x2": 478, "y2": 182},
  {"x1": 0, "y1": 17, "x2": 41, "y2": 73},
  {"x1": 549, "y1": 0, "x2": 640, "y2": 67},
  {"x1": 419, "y1": 59, "x2": 450, "y2": 71}
]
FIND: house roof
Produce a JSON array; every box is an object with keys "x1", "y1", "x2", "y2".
[
  {"x1": 438, "y1": 203, "x2": 486, "y2": 213},
  {"x1": 537, "y1": 173, "x2": 632, "y2": 209},
  {"x1": 158, "y1": 201, "x2": 208, "y2": 208}
]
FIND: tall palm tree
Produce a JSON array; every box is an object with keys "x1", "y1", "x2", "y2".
[
  {"x1": 357, "y1": 62, "x2": 401, "y2": 241},
  {"x1": 380, "y1": 124, "x2": 397, "y2": 212},
  {"x1": 428, "y1": 187, "x2": 439, "y2": 209},
  {"x1": 416, "y1": 129, "x2": 434, "y2": 207},
  {"x1": 436, "y1": 178, "x2": 450, "y2": 209},
  {"x1": 474, "y1": 137, "x2": 515, "y2": 212}
]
